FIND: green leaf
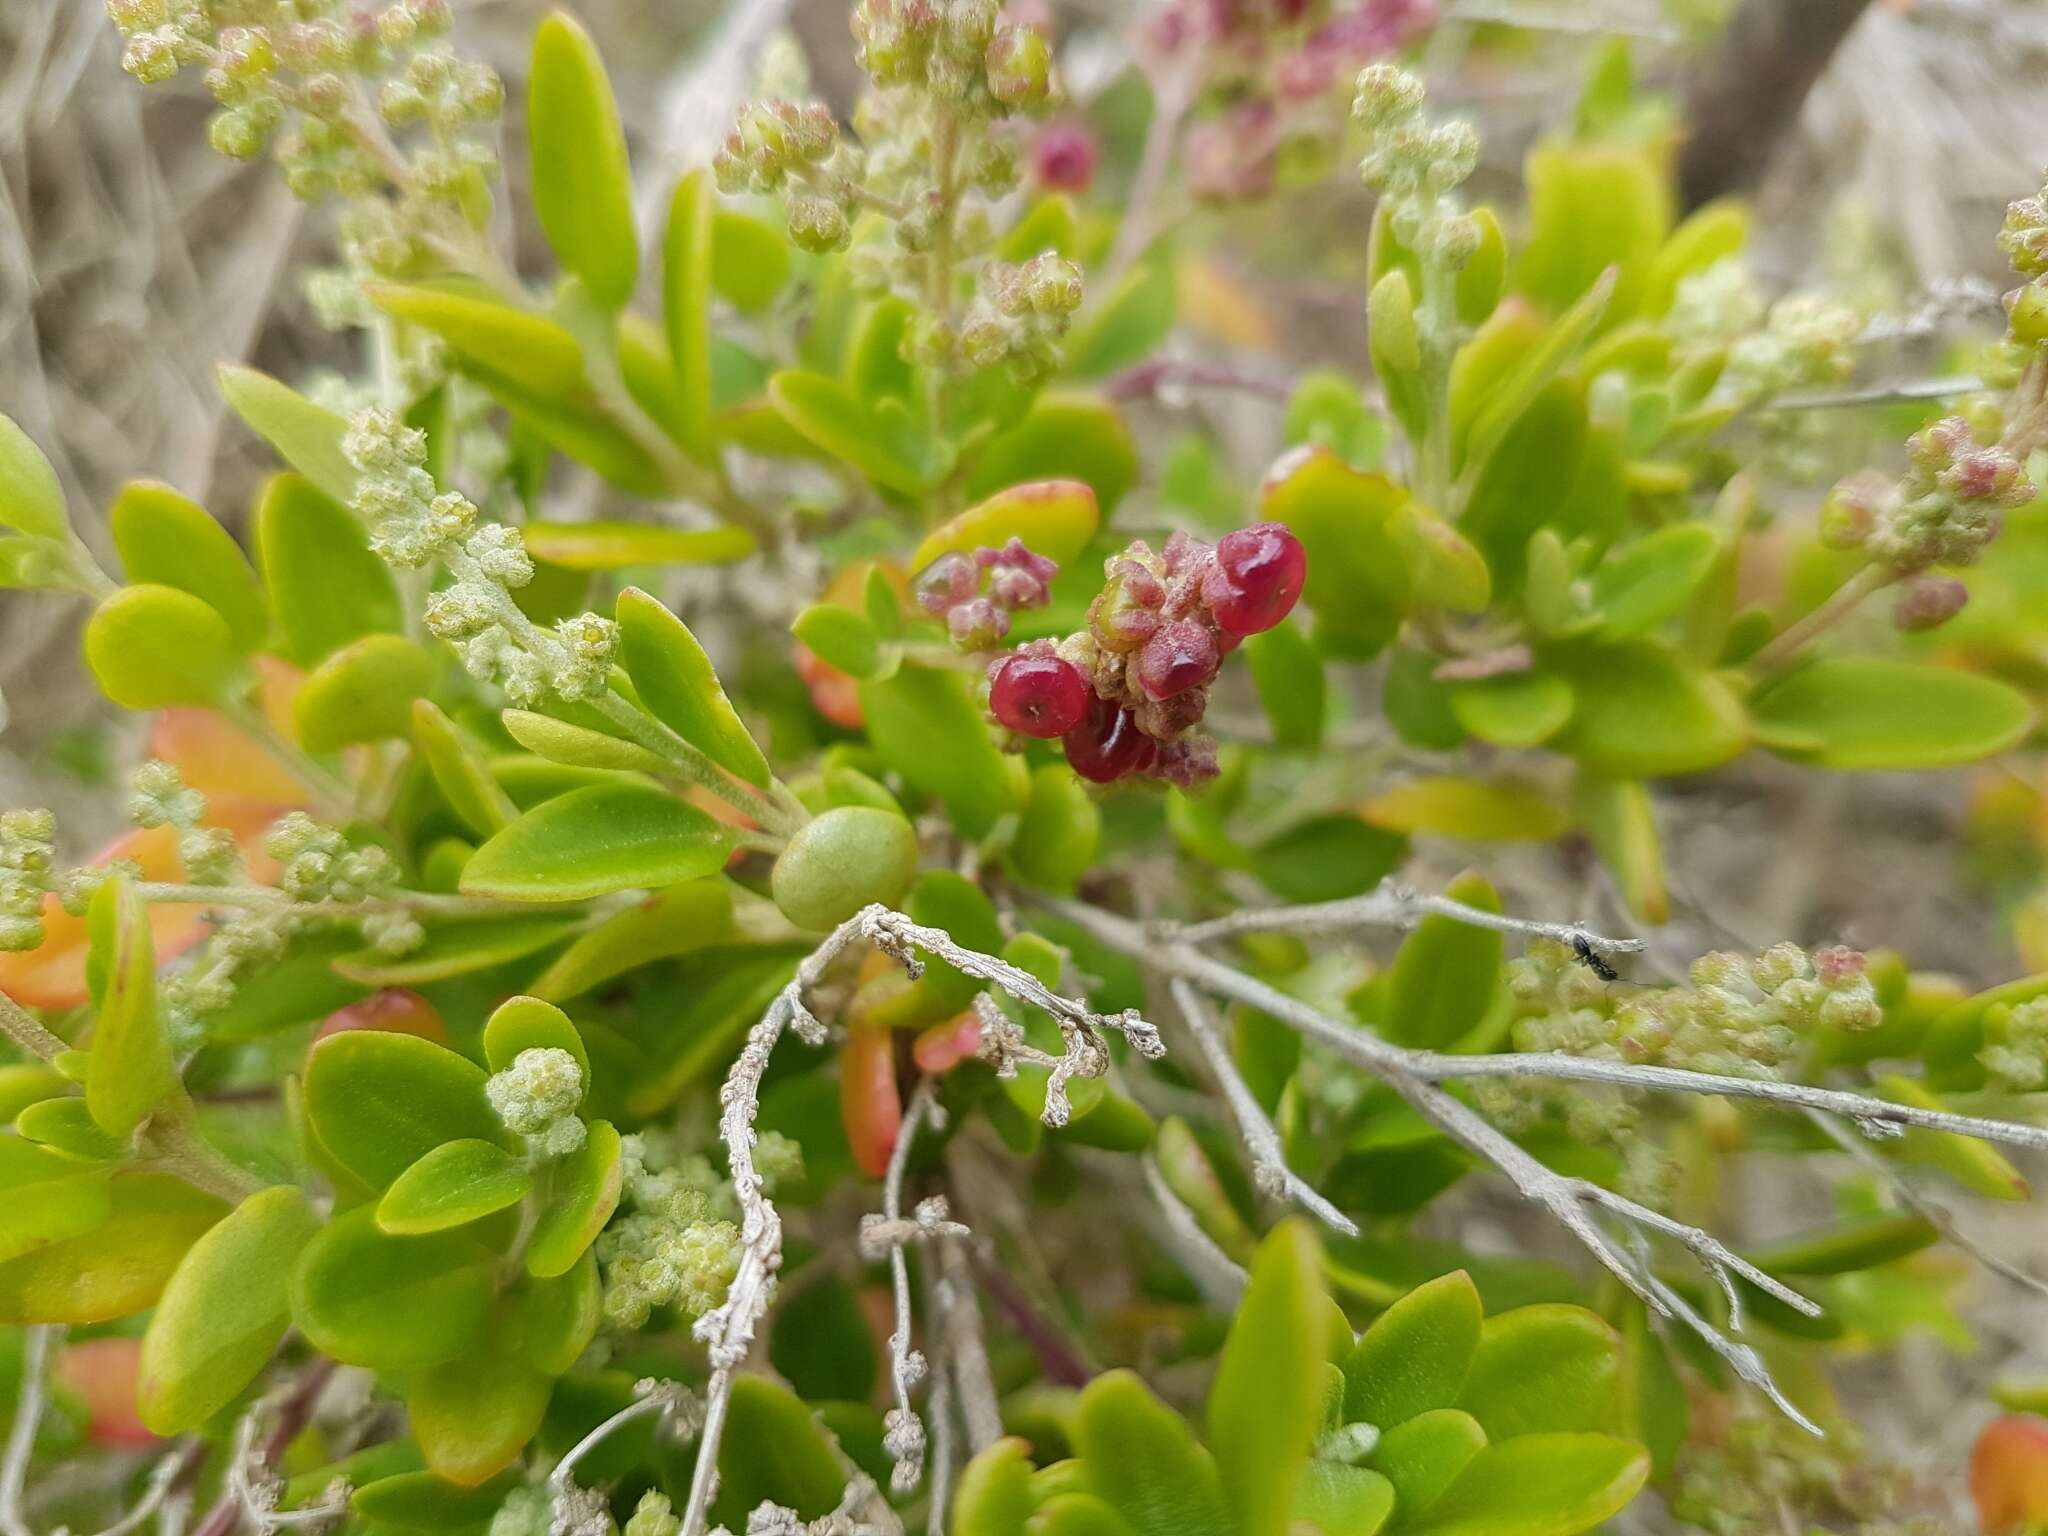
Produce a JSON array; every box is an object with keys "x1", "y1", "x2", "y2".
[
  {"x1": 1065, "y1": 258, "x2": 1176, "y2": 379},
  {"x1": 954, "y1": 1438, "x2": 1038, "y2": 1536},
  {"x1": 616, "y1": 586, "x2": 772, "y2": 786},
  {"x1": 527, "y1": 1118, "x2": 623, "y2": 1278},
  {"x1": 217, "y1": 365, "x2": 357, "y2": 505},
  {"x1": 713, "y1": 208, "x2": 792, "y2": 314},
  {"x1": 16, "y1": 1097, "x2": 130, "y2": 1162},
  {"x1": 1361, "y1": 776, "x2": 1568, "y2": 844},
  {"x1": 1365, "y1": 1409, "x2": 1486, "y2": 1517},
  {"x1": 1449, "y1": 671, "x2": 1574, "y2": 749},
  {"x1": 352, "y1": 1470, "x2": 520, "y2": 1533},
  {"x1": 1460, "y1": 382, "x2": 1587, "y2": 593},
  {"x1": 377, "y1": 1140, "x2": 534, "y2": 1235},
  {"x1": 529, "y1": 11, "x2": 637, "y2": 309},
  {"x1": 1456, "y1": 207, "x2": 1508, "y2": 327},
  {"x1": 1384, "y1": 876, "x2": 1502, "y2": 1050},
  {"x1": 967, "y1": 393, "x2": 1139, "y2": 515},
  {"x1": 109, "y1": 481, "x2": 268, "y2": 650},
  {"x1": 1750, "y1": 658, "x2": 2035, "y2": 771},
  {"x1": 1875, "y1": 1073, "x2": 2030, "y2": 1200},
  {"x1": 255, "y1": 473, "x2": 403, "y2": 666},
  {"x1": 526, "y1": 879, "x2": 734, "y2": 1001},
  {"x1": 368, "y1": 283, "x2": 587, "y2": 397},
  {"x1": 1074, "y1": 1371, "x2": 1233, "y2": 1536},
  {"x1": 517, "y1": 1251, "x2": 601, "y2": 1373},
  {"x1": 1010, "y1": 764, "x2": 1101, "y2": 894},
  {"x1": 413, "y1": 700, "x2": 520, "y2": 837},
  {"x1": 911, "y1": 479, "x2": 1102, "y2": 576},
  {"x1": 1030, "y1": 1493, "x2": 1140, "y2": 1536},
  {"x1": 483, "y1": 995, "x2": 589, "y2": 1079},
  {"x1": 522, "y1": 520, "x2": 755, "y2": 570},
  {"x1": 83, "y1": 585, "x2": 240, "y2": 710},
  {"x1": 1462, "y1": 270, "x2": 1617, "y2": 481},
  {"x1": 1741, "y1": 1212, "x2": 1940, "y2": 1277},
  {"x1": 304, "y1": 1029, "x2": 506, "y2": 1191},
  {"x1": 861, "y1": 666, "x2": 1019, "y2": 838},
  {"x1": 792, "y1": 603, "x2": 882, "y2": 680},
  {"x1": 711, "y1": 1376, "x2": 848, "y2": 1525},
  {"x1": 1586, "y1": 524, "x2": 1720, "y2": 636},
  {"x1": 138, "y1": 1185, "x2": 320, "y2": 1434},
  {"x1": 0, "y1": 1141, "x2": 113, "y2": 1266},
  {"x1": 0, "y1": 413, "x2": 68, "y2": 541},
  {"x1": 1571, "y1": 773, "x2": 1668, "y2": 925},
  {"x1": 663, "y1": 169, "x2": 717, "y2": 461},
  {"x1": 1293, "y1": 1463, "x2": 1395, "y2": 1536},
  {"x1": 1344, "y1": 1270, "x2": 1483, "y2": 1427},
  {"x1": 1549, "y1": 641, "x2": 1748, "y2": 777},
  {"x1": 1209, "y1": 1220, "x2": 1329, "y2": 1536},
  {"x1": 1514, "y1": 139, "x2": 1668, "y2": 322},
  {"x1": 1246, "y1": 623, "x2": 1325, "y2": 750},
  {"x1": 1457, "y1": 1305, "x2": 1620, "y2": 1439},
  {"x1": 461, "y1": 781, "x2": 735, "y2": 901},
  {"x1": 1644, "y1": 200, "x2": 1749, "y2": 317},
  {"x1": 769, "y1": 370, "x2": 940, "y2": 495},
  {"x1": 84, "y1": 876, "x2": 180, "y2": 1136},
  {"x1": 332, "y1": 916, "x2": 579, "y2": 986},
  {"x1": 291, "y1": 1206, "x2": 494, "y2": 1371},
  {"x1": 1255, "y1": 816, "x2": 1408, "y2": 904},
  {"x1": 771, "y1": 1273, "x2": 880, "y2": 1402},
  {"x1": 295, "y1": 635, "x2": 438, "y2": 751},
  {"x1": 1259, "y1": 450, "x2": 1412, "y2": 658},
  {"x1": 411, "y1": 1342, "x2": 554, "y2": 1487},
  {"x1": 500, "y1": 709, "x2": 667, "y2": 775},
  {"x1": 0, "y1": 1174, "x2": 224, "y2": 1325},
  {"x1": 1401, "y1": 1434, "x2": 1648, "y2": 1536},
  {"x1": 1612, "y1": 1302, "x2": 1688, "y2": 1481}
]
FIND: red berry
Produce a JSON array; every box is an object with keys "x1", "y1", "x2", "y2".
[
  {"x1": 1206, "y1": 521, "x2": 1305, "y2": 636},
  {"x1": 1063, "y1": 693, "x2": 1158, "y2": 782},
  {"x1": 990, "y1": 652, "x2": 1091, "y2": 738},
  {"x1": 1136, "y1": 618, "x2": 1221, "y2": 699}
]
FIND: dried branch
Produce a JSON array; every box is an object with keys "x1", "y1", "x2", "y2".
[
  {"x1": 874, "y1": 1081, "x2": 940, "y2": 1495},
  {"x1": 1169, "y1": 978, "x2": 1358, "y2": 1238},
  {"x1": 1035, "y1": 892, "x2": 2048, "y2": 1431},
  {"x1": 933, "y1": 1237, "x2": 1004, "y2": 1456},
  {"x1": 0, "y1": 1326, "x2": 57, "y2": 1536},
  {"x1": 682, "y1": 905, "x2": 1131, "y2": 1536},
  {"x1": 1165, "y1": 879, "x2": 1646, "y2": 963},
  {"x1": 1141, "y1": 1158, "x2": 1249, "y2": 1306}
]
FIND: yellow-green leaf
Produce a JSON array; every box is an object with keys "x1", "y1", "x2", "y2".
[
  {"x1": 295, "y1": 635, "x2": 438, "y2": 751},
  {"x1": 83, "y1": 585, "x2": 240, "y2": 710},
  {"x1": 109, "y1": 481, "x2": 268, "y2": 650},
  {"x1": 84, "y1": 875, "x2": 181, "y2": 1136},
  {"x1": 217, "y1": 365, "x2": 357, "y2": 505},
  {"x1": 616, "y1": 586, "x2": 771, "y2": 787},
  {"x1": 529, "y1": 11, "x2": 637, "y2": 309},
  {"x1": 461, "y1": 781, "x2": 734, "y2": 901},
  {"x1": 522, "y1": 520, "x2": 755, "y2": 570}
]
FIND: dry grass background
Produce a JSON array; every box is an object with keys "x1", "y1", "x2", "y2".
[{"x1": 3, "y1": 1, "x2": 2048, "y2": 1518}]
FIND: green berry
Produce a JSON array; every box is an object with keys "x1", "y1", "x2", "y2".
[{"x1": 770, "y1": 806, "x2": 919, "y2": 931}]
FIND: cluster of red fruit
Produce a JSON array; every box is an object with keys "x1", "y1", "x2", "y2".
[{"x1": 985, "y1": 521, "x2": 1306, "y2": 786}]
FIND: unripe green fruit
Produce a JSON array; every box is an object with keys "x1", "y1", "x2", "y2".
[
  {"x1": 2009, "y1": 280, "x2": 2048, "y2": 347},
  {"x1": 771, "y1": 806, "x2": 919, "y2": 931}
]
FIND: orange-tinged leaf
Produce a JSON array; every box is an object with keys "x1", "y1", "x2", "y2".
[
  {"x1": 913, "y1": 1011, "x2": 982, "y2": 1075},
  {"x1": 1974, "y1": 1415, "x2": 2048, "y2": 1533},
  {"x1": 909, "y1": 480, "x2": 1099, "y2": 576},
  {"x1": 59, "y1": 1337, "x2": 156, "y2": 1449},
  {"x1": 840, "y1": 1025, "x2": 901, "y2": 1179}
]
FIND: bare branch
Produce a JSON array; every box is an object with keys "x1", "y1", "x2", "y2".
[
  {"x1": 0, "y1": 1326, "x2": 57, "y2": 1536},
  {"x1": 1167, "y1": 878, "x2": 1645, "y2": 962},
  {"x1": 1169, "y1": 979, "x2": 1358, "y2": 1238},
  {"x1": 1141, "y1": 1158, "x2": 1248, "y2": 1306},
  {"x1": 875, "y1": 1081, "x2": 940, "y2": 1495},
  {"x1": 933, "y1": 1237, "x2": 1004, "y2": 1455}
]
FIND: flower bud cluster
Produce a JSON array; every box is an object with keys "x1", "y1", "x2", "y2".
[
  {"x1": 595, "y1": 1132, "x2": 744, "y2": 1330},
  {"x1": 1506, "y1": 938, "x2": 1881, "y2": 1083},
  {"x1": 1720, "y1": 294, "x2": 1862, "y2": 403},
  {"x1": 1827, "y1": 414, "x2": 2034, "y2": 586},
  {"x1": 624, "y1": 1492, "x2": 680, "y2": 1536},
  {"x1": 916, "y1": 537, "x2": 1058, "y2": 648},
  {"x1": 0, "y1": 810, "x2": 58, "y2": 953},
  {"x1": 486, "y1": 1046, "x2": 588, "y2": 1160},
  {"x1": 971, "y1": 522, "x2": 1306, "y2": 788},
  {"x1": 958, "y1": 253, "x2": 1086, "y2": 383},
  {"x1": 261, "y1": 811, "x2": 420, "y2": 955},
  {"x1": 718, "y1": 1, "x2": 1067, "y2": 374},
  {"x1": 1980, "y1": 996, "x2": 2048, "y2": 1093},
  {"x1": 130, "y1": 762, "x2": 240, "y2": 885},
  {"x1": 344, "y1": 408, "x2": 479, "y2": 568},
  {"x1": 1142, "y1": 1, "x2": 1434, "y2": 206},
  {"x1": 106, "y1": 0, "x2": 501, "y2": 277},
  {"x1": 2004, "y1": 171, "x2": 2048, "y2": 351},
  {"x1": 1352, "y1": 64, "x2": 1481, "y2": 262}
]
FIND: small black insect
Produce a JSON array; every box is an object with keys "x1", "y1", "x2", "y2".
[{"x1": 1571, "y1": 933, "x2": 1619, "y2": 982}]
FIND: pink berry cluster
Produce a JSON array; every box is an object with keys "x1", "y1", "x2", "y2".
[
  {"x1": 984, "y1": 522, "x2": 1306, "y2": 787},
  {"x1": 1142, "y1": 0, "x2": 1435, "y2": 205},
  {"x1": 915, "y1": 538, "x2": 1059, "y2": 649}
]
